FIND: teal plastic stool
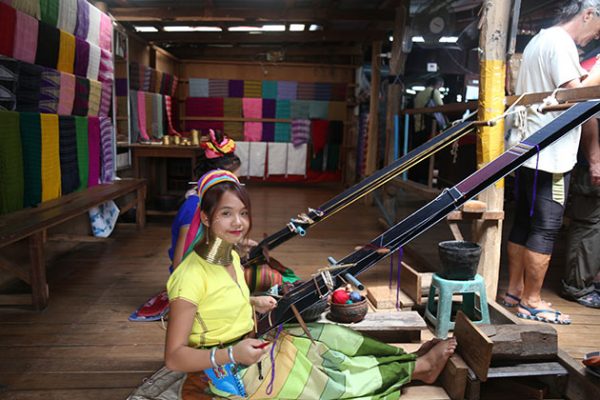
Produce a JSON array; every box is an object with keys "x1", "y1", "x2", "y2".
[{"x1": 424, "y1": 273, "x2": 490, "y2": 338}]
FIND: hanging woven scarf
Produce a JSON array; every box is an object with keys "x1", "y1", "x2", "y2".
[
  {"x1": 16, "y1": 61, "x2": 42, "y2": 112},
  {"x1": 99, "y1": 116, "x2": 114, "y2": 183},
  {"x1": 74, "y1": 0, "x2": 89, "y2": 39},
  {"x1": 99, "y1": 80, "x2": 112, "y2": 117},
  {"x1": 39, "y1": 68, "x2": 60, "y2": 114},
  {"x1": 72, "y1": 76, "x2": 89, "y2": 116},
  {"x1": 86, "y1": 4, "x2": 101, "y2": 47},
  {"x1": 35, "y1": 20, "x2": 60, "y2": 69},
  {"x1": 0, "y1": 111, "x2": 24, "y2": 214},
  {"x1": 39, "y1": 0, "x2": 58, "y2": 26},
  {"x1": 58, "y1": 71, "x2": 76, "y2": 115},
  {"x1": 137, "y1": 90, "x2": 149, "y2": 140},
  {"x1": 87, "y1": 116, "x2": 101, "y2": 187},
  {"x1": 145, "y1": 91, "x2": 154, "y2": 137},
  {"x1": 74, "y1": 115, "x2": 88, "y2": 190},
  {"x1": 87, "y1": 79, "x2": 102, "y2": 116},
  {"x1": 13, "y1": 10, "x2": 38, "y2": 64},
  {"x1": 57, "y1": 30, "x2": 76, "y2": 74},
  {"x1": 97, "y1": 48, "x2": 113, "y2": 83},
  {"x1": 87, "y1": 43, "x2": 101, "y2": 81},
  {"x1": 40, "y1": 113, "x2": 61, "y2": 202},
  {"x1": 58, "y1": 115, "x2": 80, "y2": 194},
  {"x1": 19, "y1": 112, "x2": 41, "y2": 206},
  {"x1": 98, "y1": 13, "x2": 112, "y2": 52},
  {"x1": 57, "y1": 0, "x2": 77, "y2": 35},
  {"x1": 0, "y1": 3, "x2": 17, "y2": 57},
  {"x1": 74, "y1": 37, "x2": 90, "y2": 78}
]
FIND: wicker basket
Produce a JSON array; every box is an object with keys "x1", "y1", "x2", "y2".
[{"x1": 329, "y1": 297, "x2": 368, "y2": 323}]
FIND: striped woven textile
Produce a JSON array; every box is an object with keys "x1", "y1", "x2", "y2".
[
  {"x1": 223, "y1": 98, "x2": 242, "y2": 118},
  {"x1": 290, "y1": 100, "x2": 309, "y2": 119},
  {"x1": 57, "y1": 30, "x2": 76, "y2": 74},
  {"x1": 261, "y1": 80, "x2": 277, "y2": 99},
  {"x1": 58, "y1": 71, "x2": 75, "y2": 115},
  {"x1": 328, "y1": 101, "x2": 346, "y2": 121},
  {"x1": 35, "y1": 20, "x2": 59, "y2": 69},
  {"x1": 58, "y1": 116, "x2": 80, "y2": 194},
  {"x1": 297, "y1": 82, "x2": 315, "y2": 100},
  {"x1": 74, "y1": 36, "x2": 90, "y2": 78},
  {"x1": 314, "y1": 82, "x2": 332, "y2": 101},
  {"x1": 277, "y1": 81, "x2": 297, "y2": 100},
  {"x1": 0, "y1": 2, "x2": 17, "y2": 57},
  {"x1": 12, "y1": 0, "x2": 40, "y2": 19},
  {"x1": 136, "y1": 90, "x2": 149, "y2": 140},
  {"x1": 223, "y1": 121, "x2": 243, "y2": 141},
  {"x1": 98, "y1": 48, "x2": 114, "y2": 83},
  {"x1": 208, "y1": 79, "x2": 228, "y2": 98},
  {"x1": 86, "y1": 4, "x2": 101, "y2": 47},
  {"x1": 243, "y1": 80, "x2": 261, "y2": 98},
  {"x1": 274, "y1": 122, "x2": 291, "y2": 143},
  {"x1": 98, "y1": 12, "x2": 112, "y2": 51},
  {"x1": 262, "y1": 99, "x2": 276, "y2": 118},
  {"x1": 142, "y1": 65, "x2": 151, "y2": 92},
  {"x1": 99, "y1": 116, "x2": 114, "y2": 183},
  {"x1": 87, "y1": 79, "x2": 102, "y2": 116},
  {"x1": 87, "y1": 116, "x2": 100, "y2": 187},
  {"x1": 13, "y1": 10, "x2": 38, "y2": 64},
  {"x1": 72, "y1": 76, "x2": 89, "y2": 116},
  {"x1": 164, "y1": 95, "x2": 180, "y2": 136},
  {"x1": 171, "y1": 75, "x2": 178, "y2": 97},
  {"x1": 275, "y1": 99, "x2": 291, "y2": 119},
  {"x1": 153, "y1": 93, "x2": 163, "y2": 138},
  {"x1": 74, "y1": 115, "x2": 88, "y2": 190},
  {"x1": 188, "y1": 78, "x2": 209, "y2": 98},
  {"x1": 40, "y1": 113, "x2": 61, "y2": 202},
  {"x1": 19, "y1": 112, "x2": 42, "y2": 206},
  {"x1": 243, "y1": 258, "x2": 297, "y2": 293},
  {"x1": 39, "y1": 68, "x2": 60, "y2": 114},
  {"x1": 39, "y1": 0, "x2": 58, "y2": 26},
  {"x1": 0, "y1": 111, "x2": 23, "y2": 214},
  {"x1": 58, "y1": 0, "x2": 77, "y2": 34},
  {"x1": 87, "y1": 43, "x2": 101, "y2": 81},
  {"x1": 309, "y1": 100, "x2": 329, "y2": 119},
  {"x1": 99, "y1": 80, "x2": 112, "y2": 117},
  {"x1": 228, "y1": 79, "x2": 243, "y2": 98},
  {"x1": 16, "y1": 61, "x2": 42, "y2": 112},
  {"x1": 181, "y1": 323, "x2": 415, "y2": 399},
  {"x1": 291, "y1": 119, "x2": 310, "y2": 147},
  {"x1": 74, "y1": 0, "x2": 89, "y2": 40}
]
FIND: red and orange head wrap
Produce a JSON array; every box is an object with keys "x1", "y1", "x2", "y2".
[{"x1": 201, "y1": 129, "x2": 236, "y2": 159}]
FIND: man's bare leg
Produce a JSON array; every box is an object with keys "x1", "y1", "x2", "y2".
[
  {"x1": 504, "y1": 241, "x2": 526, "y2": 305},
  {"x1": 412, "y1": 338, "x2": 457, "y2": 384}
]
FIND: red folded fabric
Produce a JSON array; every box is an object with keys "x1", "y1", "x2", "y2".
[
  {"x1": 0, "y1": 3, "x2": 17, "y2": 57},
  {"x1": 185, "y1": 97, "x2": 224, "y2": 117},
  {"x1": 311, "y1": 119, "x2": 329, "y2": 155}
]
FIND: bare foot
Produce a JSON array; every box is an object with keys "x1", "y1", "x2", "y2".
[
  {"x1": 412, "y1": 338, "x2": 457, "y2": 384},
  {"x1": 413, "y1": 338, "x2": 442, "y2": 357}
]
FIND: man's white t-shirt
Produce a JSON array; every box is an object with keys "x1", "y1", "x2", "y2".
[{"x1": 509, "y1": 26, "x2": 587, "y2": 173}]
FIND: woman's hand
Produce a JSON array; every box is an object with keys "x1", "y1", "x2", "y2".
[
  {"x1": 250, "y1": 296, "x2": 277, "y2": 314},
  {"x1": 232, "y1": 339, "x2": 270, "y2": 365}
]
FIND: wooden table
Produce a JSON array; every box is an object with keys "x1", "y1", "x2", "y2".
[{"x1": 125, "y1": 144, "x2": 204, "y2": 214}]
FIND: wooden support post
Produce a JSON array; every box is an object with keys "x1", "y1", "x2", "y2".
[
  {"x1": 364, "y1": 40, "x2": 382, "y2": 203},
  {"x1": 136, "y1": 184, "x2": 147, "y2": 230},
  {"x1": 384, "y1": 3, "x2": 408, "y2": 166},
  {"x1": 475, "y1": 0, "x2": 512, "y2": 300},
  {"x1": 28, "y1": 231, "x2": 48, "y2": 311}
]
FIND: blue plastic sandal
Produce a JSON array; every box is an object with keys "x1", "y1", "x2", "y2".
[
  {"x1": 500, "y1": 293, "x2": 521, "y2": 308},
  {"x1": 516, "y1": 303, "x2": 571, "y2": 325}
]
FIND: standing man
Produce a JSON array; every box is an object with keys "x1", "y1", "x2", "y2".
[{"x1": 504, "y1": 0, "x2": 600, "y2": 324}]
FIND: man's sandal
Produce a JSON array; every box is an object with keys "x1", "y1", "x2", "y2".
[{"x1": 516, "y1": 303, "x2": 571, "y2": 325}]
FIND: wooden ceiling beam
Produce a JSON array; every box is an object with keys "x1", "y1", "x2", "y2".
[
  {"x1": 162, "y1": 45, "x2": 363, "y2": 58},
  {"x1": 110, "y1": 7, "x2": 394, "y2": 22},
  {"x1": 141, "y1": 30, "x2": 387, "y2": 44}
]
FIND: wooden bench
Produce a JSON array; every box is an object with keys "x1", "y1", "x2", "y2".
[{"x1": 0, "y1": 179, "x2": 147, "y2": 310}]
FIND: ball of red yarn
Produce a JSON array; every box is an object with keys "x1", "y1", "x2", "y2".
[{"x1": 332, "y1": 289, "x2": 350, "y2": 304}]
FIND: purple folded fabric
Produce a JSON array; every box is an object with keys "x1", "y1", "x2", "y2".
[
  {"x1": 262, "y1": 122, "x2": 275, "y2": 142},
  {"x1": 74, "y1": 37, "x2": 90, "y2": 77},
  {"x1": 58, "y1": 72, "x2": 75, "y2": 115},
  {"x1": 262, "y1": 99, "x2": 276, "y2": 118},
  {"x1": 87, "y1": 116, "x2": 100, "y2": 187},
  {"x1": 99, "y1": 116, "x2": 114, "y2": 183},
  {"x1": 278, "y1": 81, "x2": 297, "y2": 100},
  {"x1": 13, "y1": 10, "x2": 38, "y2": 64},
  {"x1": 228, "y1": 79, "x2": 244, "y2": 98},
  {"x1": 74, "y1": 0, "x2": 89, "y2": 39}
]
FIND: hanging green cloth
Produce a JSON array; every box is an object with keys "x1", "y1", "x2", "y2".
[
  {"x1": 19, "y1": 112, "x2": 42, "y2": 207},
  {"x1": 74, "y1": 116, "x2": 89, "y2": 191}
]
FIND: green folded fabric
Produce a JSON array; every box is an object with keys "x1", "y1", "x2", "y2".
[
  {"x1": 40, "y1": 0, "x2": 59, "y2": 26},
  {"x1": 0, "y1": 111, "x2": 24, "y2": 214},
  {"x1": 19, "y1": 112, "x2": 42, "y2": 207},
  {"x1": 75, "y1": 116, "x2": 89, "y2": 191},
  {"x1": 274, "y1": 123, "x2": 291, "y2": 143},
  {"x1": 262, "y1": 80, "x2": 278, "y2": 99}
]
